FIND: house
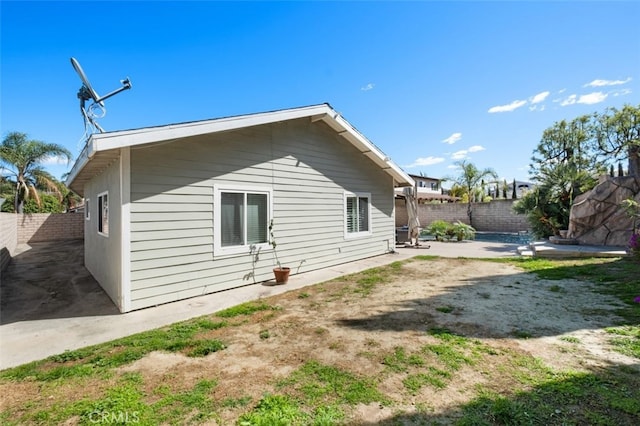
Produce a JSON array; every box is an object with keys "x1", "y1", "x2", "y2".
[
  {"x1": 509, "y1": 180, "x2": 535, "y2": 199},
  {"x1": 394, "y1": 174, "x2": 455, "y2": 202},
  {"x1": 66, "y1": 104, "x2": 414, "y2": 312}
]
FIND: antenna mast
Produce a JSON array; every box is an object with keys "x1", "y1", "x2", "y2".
[{"x1": 70, "y1": 57, "x2": 132, "y2": 137}]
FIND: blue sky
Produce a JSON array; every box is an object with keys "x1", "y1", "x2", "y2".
[{"x1": 2, "y1": 1, "x2": 639, "y2": 187}]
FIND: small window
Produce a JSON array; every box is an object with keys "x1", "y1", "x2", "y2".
[
  {"x1": 345, "y1": 192, "x2": 371, "y2": 238},
  {"x1": 214, "y1": 186, "x2": 272, "y2": 255},
  {"x1": 85, "y1": 199, "x2": 90, "y2": 221},
  {"x1": 97, "y1": 192, "x2": 109, "y2": 236}
]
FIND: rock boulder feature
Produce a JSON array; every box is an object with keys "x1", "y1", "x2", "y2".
[{"x1": 567, "y1": 175, "x2": 640, "y2": 247}]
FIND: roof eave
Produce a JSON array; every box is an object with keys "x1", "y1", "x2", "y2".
[{"x1": 66, "y1": 104, "x2": 414, "y2": 191}]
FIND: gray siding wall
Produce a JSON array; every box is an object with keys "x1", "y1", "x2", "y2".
[
  {"x1": 84, "y1": 157, "x2": 122, "y2": 309},
  {"x1": 129, "y1": 118, "x2": 395, "y2": 310}
]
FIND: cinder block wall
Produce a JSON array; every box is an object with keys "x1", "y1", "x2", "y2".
[
  {"x1": 395, "y1": 199, "x2": 530, "y2": 232},
  {"x1": 471, "y1": 200, "x2": 531, "y2": 232},
  {"x1": 17, "y1": 213, "x2": 84, "y2": 243},
  {"x1": 1, "y1": 213, "x2": 18, "y2": 272}
]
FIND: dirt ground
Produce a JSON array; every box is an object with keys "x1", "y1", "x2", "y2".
[{"x1": 97, "y1": 258, "x2": 636, "y2": 424}]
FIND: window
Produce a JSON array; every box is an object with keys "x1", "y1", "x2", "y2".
[
  {"x1": 214, "y1": 186, "x2": 272, "y2": 255},
  {"x1": 97, "y1": 192, "x2": 108, "y2": 236},
  {"x1": 85, "y1": 199, "x2": 90, "y2": 221},
  {"x1": 345, "y1": 192, "x2": 371, "y2": 237}
]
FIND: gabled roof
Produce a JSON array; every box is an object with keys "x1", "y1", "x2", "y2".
[
  {"x1": 408, "y1": 174, "x2": 442, "y2": 181},
  {"x1": 66, "y1": 103, "x2": 414, "y2": 195}
]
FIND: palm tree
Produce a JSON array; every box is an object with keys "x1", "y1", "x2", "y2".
[
  {"x1": 450, "y1": 160, "x2": 498, "y2": 226},
  {"x1": 0, "y1": 132, "x2": 72, "y2": 213}
]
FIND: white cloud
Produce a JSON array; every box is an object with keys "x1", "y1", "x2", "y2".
[
  {"x1": 560, "y1": 94, "x2": 577, "y2": 106},
  {"x1": 42, "y1": 155, "x2": 70, "y2": 165},
  {"x1": 529, "y1": 104, "x2": 546, "y2": 111},
  {"x1": 612, "y1": 88, "x2": 632, "y2": 97},
  {"x1": 404, "y1": 156, "x2": 445, "y2": 168},
  {"x1": 577, "y1": 91, "x2": 608, "y2": 104},
  {"x1": 488, "y1": 100, "x2": 527, "y2": 113},
  {"x1": 445, "y1": 145, "x2": 485, "y2": 161},
  {"x1": 442, "y1": 132, "x2": 462, "y2": 145},
  {"x1": 360, "y1": 83, "x2": 375, "y2": 91},
  {"x1": 584, "y1": 77, "x2": 631, "y2": 87},
  {"x1": 530, "y1": 91, "x2": 550, "y2": 104},
  {"x1": 451, "y1": 150, "x2": 468, "y2": 160}
]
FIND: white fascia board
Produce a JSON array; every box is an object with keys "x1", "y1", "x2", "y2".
[
  {"x1": 64, "y1": 137, "x2": 98, "y2": 187},
  {"x1": 90, "y1": 104, "x2": 334, "y2": 152},
  {"x1": 328, "y1": 113, "x2": 414, "y2": 187}
]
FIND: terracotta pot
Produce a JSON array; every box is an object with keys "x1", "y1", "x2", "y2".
[{"x1": 273, "y1": 267, "x2": 291, "y2": 284}]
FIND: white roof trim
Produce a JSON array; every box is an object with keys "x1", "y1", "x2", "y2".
[{"x1": 66, "y1": 103, "x2": 414, "y2": 189}]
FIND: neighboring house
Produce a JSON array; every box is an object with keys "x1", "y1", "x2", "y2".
[
  {"x1": 66, "y1": 104, "x2": 414, "y2": 312},
  {"x1": 394, "y1": 174, "x2": 455, "y2": 202},
  {"x1": 506, "y1": 180, "x2": 535, "y2": 199}
]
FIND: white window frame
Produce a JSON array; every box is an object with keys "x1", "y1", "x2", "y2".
[
  {"x1": 213, "y1": 185, "x2": 273, "y2": 257},
  {"x1": 97, "y1": 191, "x2": 109, "y2": 237},
  {"x1": 85, "y1": 199, "x2": 90, "y2": 221},
  {"x1": 344, "y1": 191, "x2": 372, "y2": 239}
]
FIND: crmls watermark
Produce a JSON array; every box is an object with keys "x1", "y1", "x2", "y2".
[{"x1": 88, "y1": 410, "x2": 140, "y2": 423}]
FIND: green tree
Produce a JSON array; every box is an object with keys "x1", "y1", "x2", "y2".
[
  {"x1": 593, "y1": 104, "x2": 640, "y2": 177},
  {"x1": 0, "y1": 132, "x2": 72, "y2": 213},
  {"x1": 516, "y1": 114, "x2": 606, "y2": 238},
  {"x1": 513, "y1": 185, "x2": 567, "y2": 238},
  {"x1": 529, "y1": 115, "x2": 602, "y2": 205},
  {"x1": 1, "y1": 193, "x2": 65, "y2": 213},
  {"x1": 448, "y1": 184, "x2": 467, "y2": 202},
  {"x1": 449, "y1": 160, "x2": 498, "y2": 226}
]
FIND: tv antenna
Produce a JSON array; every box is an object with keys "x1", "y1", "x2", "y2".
[{"x1": 71, "y1": 57, "x2": 131, "y2": 136}]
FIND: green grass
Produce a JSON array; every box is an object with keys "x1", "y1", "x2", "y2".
[
  {"x1": 382, "y1": 346, "x2": 425, "y2": 373},
  {"x1": 279, "y1": 360, "x2": 387, "y2": 406},
  {"x1": 605, "y1": 326, "x2": 640, "y2": 358},
  {"x1": 403, "y1": 368, "x2": 451, "y2": 393},
  {"x1": 238, "y1": 394, "x2": 308, "y2": 425},
  {"x1": 0, "y1": 316, "x2": 231, "y2": 382},
  {"x1": 381, "y1": 331, "x2": 485, "y2": 395},
  {"x1": 459, "y1": 368, "x2": 640, "y2": 425},
  {"x1": 216, "y1": 301, "x2": 279, "y2": 318},
  {"x1": 2, "y1": 256, "x2": 639, "y2": 425},
  {"x1": 239, "y1": 360, "x2": 388, "y2": 424}
]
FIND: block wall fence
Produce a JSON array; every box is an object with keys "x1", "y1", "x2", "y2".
[
  {"x1": 2, "y1": 203, "x2": 526, "y2": 273},
  {"x1": 395, "y1": 199, "x2": 531, "y2": 233},
  {"x1": 0, "y1": 213, "x2": 84, "y2": 273}
]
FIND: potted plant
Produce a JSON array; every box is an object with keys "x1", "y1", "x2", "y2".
[{"x1": 269, "y1": 219, "x2": 290, "y2": 284}]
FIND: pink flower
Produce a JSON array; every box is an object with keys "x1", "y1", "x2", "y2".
[{"x1": 634, "y1": 296, "x2": 640, "y2": 304}]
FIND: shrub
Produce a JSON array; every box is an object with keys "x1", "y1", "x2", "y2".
[
  {"x1": 424, "y1": 220, "x2": 476, "y2": 242},
  {"x1": 451, "y1": 221, "x2": 476, "y2": 241},
  {"x1": 1, "y1": 193, "x2": 64, "y2": 213},
  {"x1": 425, "y1": 220, "x2": 452, "y2": 241}
]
